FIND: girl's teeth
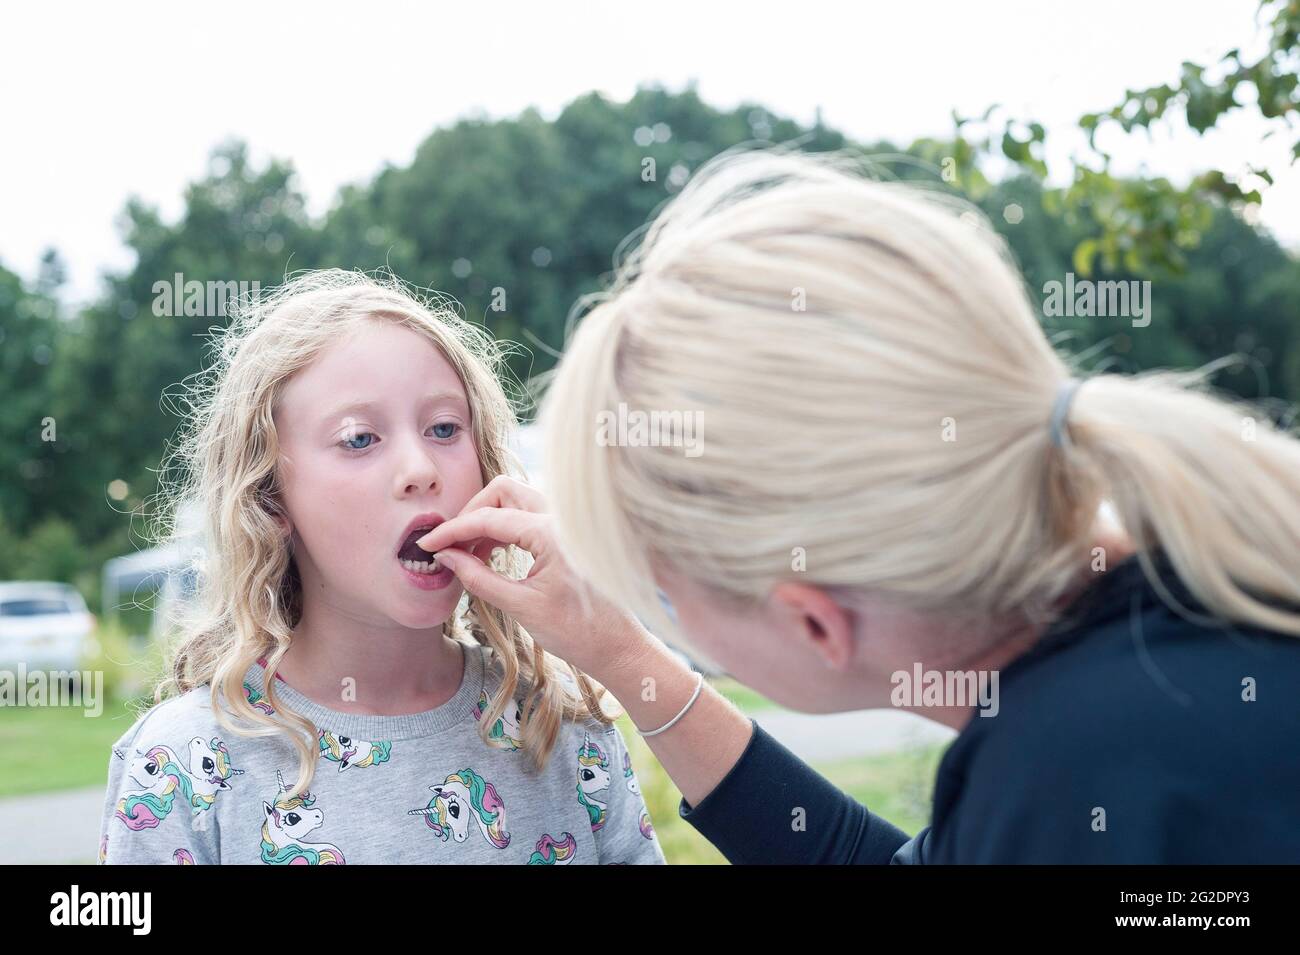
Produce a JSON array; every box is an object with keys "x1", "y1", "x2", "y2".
[{"x1": 400, "y1": 558, "x2": 440, "y2": 574}]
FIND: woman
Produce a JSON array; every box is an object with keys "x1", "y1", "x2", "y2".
[{"x1": 417, "y1": 151, "x2": 1300, "y2": 863}]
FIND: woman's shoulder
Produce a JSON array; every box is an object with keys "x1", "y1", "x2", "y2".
[
  {"x1": 964, "y1": 613, "x2": 1300, "y2": 766},
  {"x1": 989, "y1": 553, "x2": 1300, "y2": 731},
  {"x1": 938, "y1": 574, "x2": 1300, "y2": 860}
]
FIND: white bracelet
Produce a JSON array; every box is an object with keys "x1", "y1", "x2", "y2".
[{"x1": 637, "y1": 671, "x2": 705, "y2": 738}]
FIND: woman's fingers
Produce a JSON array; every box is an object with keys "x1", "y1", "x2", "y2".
[
  {"x1": 468, "y1": 537, "x2": 512, "y2": 564},
  {"x1": 457, "y1": 474, "x2": 547, "y2": 518},
  {"x1": 417, "y1": 476, "x2": 547, "y2": 557},
  {"x1": 434, "y1": 547, "x2": 532, "y2": 611},
  {"x1": 416, "y1": 507, "x2": 547, "y2": 557}
]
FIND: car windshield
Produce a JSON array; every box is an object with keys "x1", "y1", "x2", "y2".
[{"x1": 0, "y1": 598, "x2": 75, "y2": 616}]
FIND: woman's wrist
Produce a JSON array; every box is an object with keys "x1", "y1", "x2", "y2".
[
  {"x1": 598, "y1": 616, "x2": 660, "y2": 696},
  {"x1": 598, "y1": 620, "x2": 755, "y2": 806},
  {"x1": 598, "y1": 619, "x2": 704, "y2": 730}
]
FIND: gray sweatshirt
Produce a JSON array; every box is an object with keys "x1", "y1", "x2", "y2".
[{"x1": 98, "y1": 640, "x2": 666, "y2": 865}]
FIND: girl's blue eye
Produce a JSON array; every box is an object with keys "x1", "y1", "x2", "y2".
[
  {"x1": 341, "y1": 432, "x2": 375, "y2": 451},
  {"x1": 430, "y1": 422, "x2": 460, "y2": 440}
]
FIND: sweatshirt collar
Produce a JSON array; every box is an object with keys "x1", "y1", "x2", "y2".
[{"x1": 241, "y1": 640, "x2": 486, "y2": 740}]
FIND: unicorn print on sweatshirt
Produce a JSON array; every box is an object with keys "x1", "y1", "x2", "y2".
[
  {"x1": 528, "y1": 832, "x2": 577, "y2": 865},
  {"x1": 243, "y1": 682, "x2": 275, "y2": 715},
  {"x1": 623, "y1": 749, "x2": 640, "y2": 795},
  {"x1": 408, "y1": 767, "x2": 511, "y2": 848},
  {"x1": 318, "y1": 730, "x2": 393, "y2": 772},
  {"x1": 113, "y1": 745, "x2": 184, "y2": 830},
  {"x1": 576, "y1": 733, "x2": 612, "y2": 832},
  {"x1": 259, "y1": 771, "x2": 346, "y2": 865},
  {"x1": 187, "y1": 736, "x2": 244, "y2": 811},
  {"x1": 621, "y1": 749, "x2": 655, "y2": 839},
  {"x1": 472, "y1": 689, "x2": 524, "y2": 751},
  {"x1": 112, "y1": 736, "x2": 243, "y2": 830}
]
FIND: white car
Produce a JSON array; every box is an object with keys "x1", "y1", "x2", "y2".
[{"x1": 0, "y1": 581, "x2": 96, "y2": 672}]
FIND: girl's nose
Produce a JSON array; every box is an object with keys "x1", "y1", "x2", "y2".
[{"x1": 394, "y1": 434, "x2": 441, "y2": 497}]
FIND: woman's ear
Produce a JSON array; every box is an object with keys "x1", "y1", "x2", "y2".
[{"x1": 766, "y1": 581, "x2": 856, "y2": 670}]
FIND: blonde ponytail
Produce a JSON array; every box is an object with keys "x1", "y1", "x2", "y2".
[{"x1": 1058, "y1": 368, "x2": 1300, "y2": 636}]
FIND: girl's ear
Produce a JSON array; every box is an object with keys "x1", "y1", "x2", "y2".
[{"x1": 258, "y1": 478, "x2": 292, "y2": 539}]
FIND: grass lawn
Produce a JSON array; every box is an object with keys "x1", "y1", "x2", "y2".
[
  {"x1": 620, "y1": 711, "x2": 945, "y2": 864},
  {"x1": 708, "y1": 676, "x2": 782, "y2": 714},
  {"x1": 0, "y1": 697, "x2": 149, "y2": 798}
]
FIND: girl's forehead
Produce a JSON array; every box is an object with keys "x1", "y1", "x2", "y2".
[
  {"x1": 327, "y1": 319, "x2": 458, "y2": 371},
  {"x1": 277, "y1": 322, "x2": 469, "y2": 420}
]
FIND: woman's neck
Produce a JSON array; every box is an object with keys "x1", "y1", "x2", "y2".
[
  {"x1": 273, "y1": 602, "x2": 465, "y2": 717},
  {"x1": 921, "y1": 525, "x2": 1136, "y2": 734}
]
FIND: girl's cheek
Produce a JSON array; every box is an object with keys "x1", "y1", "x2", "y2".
[
  {"x1": 449, "y1": 441, "x2": 485, "y2": 490},
  {"x1": 307, "y1": 453, "x2": 364, "y2": 490}
]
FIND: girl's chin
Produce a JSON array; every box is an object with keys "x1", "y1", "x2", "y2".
[
  {"x1": 393, "y1": 573, "x2": 462, "y2": 620},
  {"x1": 390, "y1": 603, "x2": 459, "y2": 631}
]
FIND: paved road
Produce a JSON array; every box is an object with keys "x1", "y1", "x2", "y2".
[
  {"x1": 0, "y1": 784, "x2": 103, "y2": 865},
  {"x1": 752, "y1": 706, "x2": 956, "y2": 763}
]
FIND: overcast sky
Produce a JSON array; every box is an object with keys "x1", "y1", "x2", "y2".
[{"x1": 3, "y1": 0, "x2": 1295, "y2": 304}]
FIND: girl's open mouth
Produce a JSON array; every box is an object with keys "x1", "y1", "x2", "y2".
[
  {"x1": 398, "y1": 554, "x2": 440, "y2": 574},
  {"x1": 395, "y1": 519, "x2": 454, "y2": 589}
]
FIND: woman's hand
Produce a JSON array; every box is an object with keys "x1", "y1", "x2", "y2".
[
  {"x1": 416, "y1": 475, "x2": 649, "y2": 681},
  {"x1": 423, "y1": 477, "x2": 755, "y2": 810}
]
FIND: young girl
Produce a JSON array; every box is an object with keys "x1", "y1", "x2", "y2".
[{"x1": 97, "y1": 271, "x2": 665, "y2": 865}]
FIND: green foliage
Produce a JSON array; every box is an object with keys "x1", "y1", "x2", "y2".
[
  {"x1": 0, "y1": 260, "x2": 62, "y2": 531},
  {"x1": 976, "y1": 174, "x2": 1298, "y2": 402},
  {"x1": 962, "y1": 0, "x2": 1300, "y2": 273},
  {"x1": 85, "y1": 614, "x2": 166, "y2": 707},
  {"x1": 314, "y1": 88, "x2": 848, "y2": 376},
  {"x1": 1, "y1": 84, "x2": 1296, "y2": 615}
]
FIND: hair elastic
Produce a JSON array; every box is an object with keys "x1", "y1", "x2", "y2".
[{"x1": 1049, "y1": 377, "x2": 1083, "y2": 450}]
